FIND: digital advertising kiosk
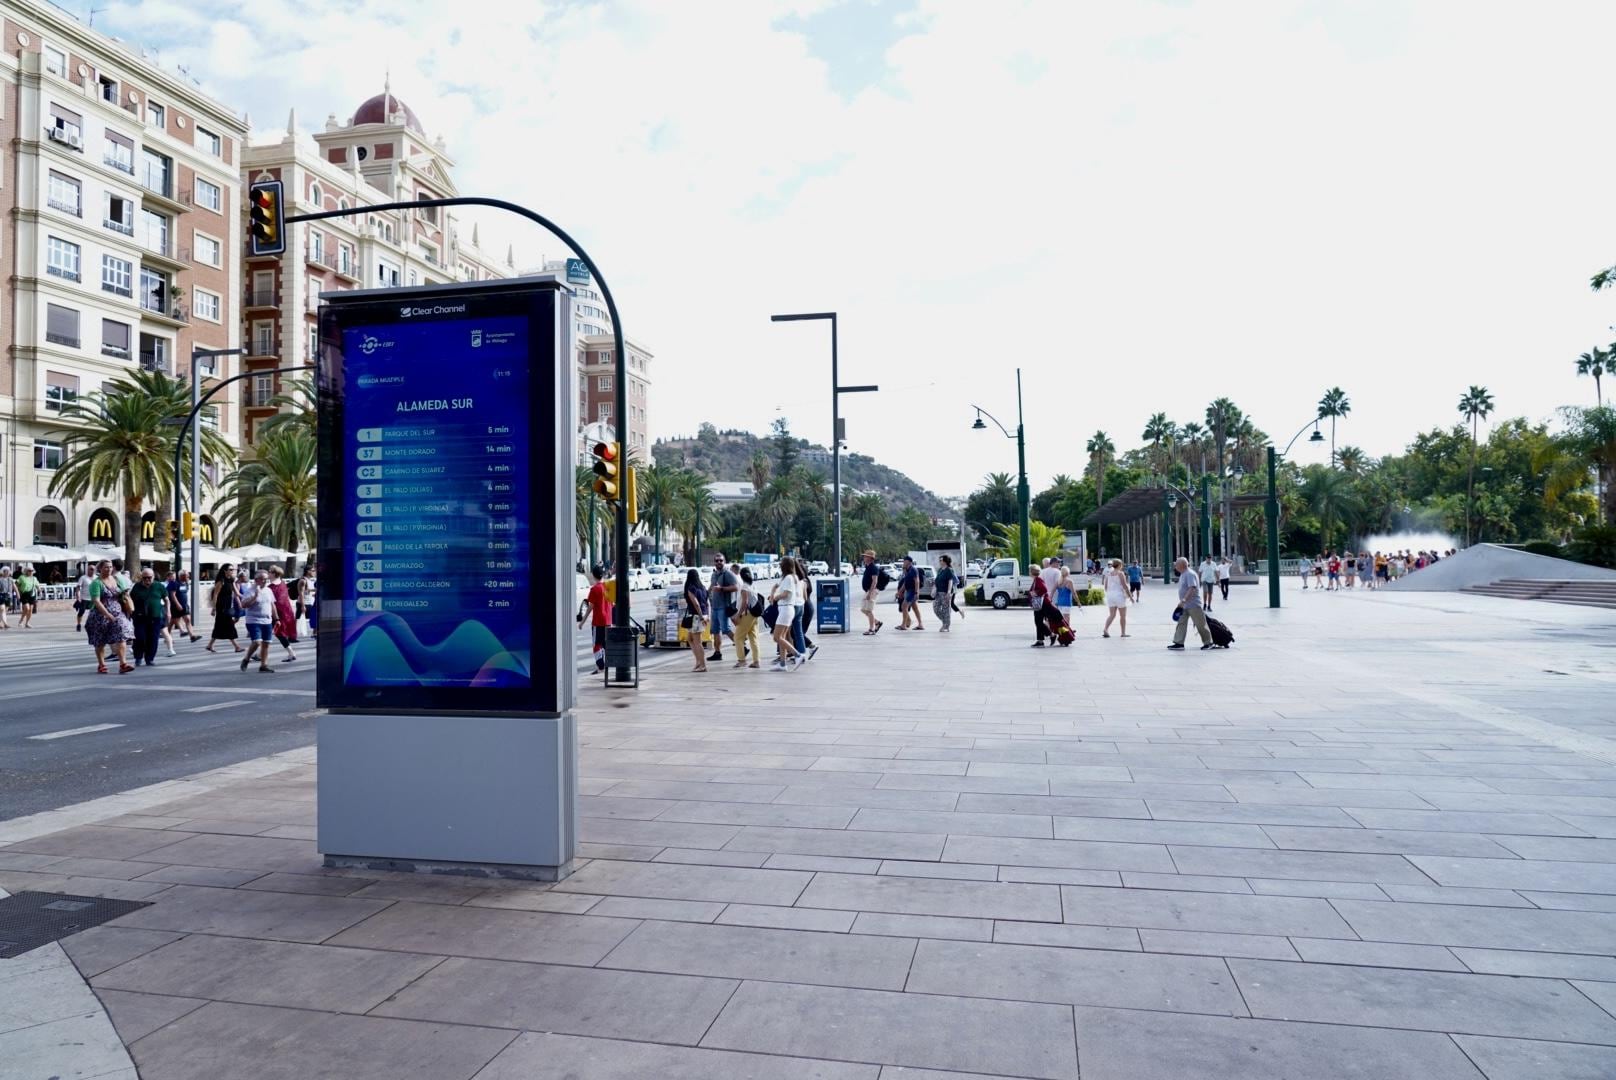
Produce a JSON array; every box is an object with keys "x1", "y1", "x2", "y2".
[{"x1": 314, "y1": 278, "x2": 578, "y2": 879}]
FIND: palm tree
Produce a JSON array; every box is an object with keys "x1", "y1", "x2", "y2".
[
  {"x1": 217, "y1": 427, "x2": 317, "y2": 576},
  {"x1": 747, "y1": 450, "x2": 772, "y2": 495},
  {"x1": 1577, "y1": 347, "x2": 1608, "y2": 408},
  {"x1": 851, "y1": 492, "x2": 886, "y2": 530},
  {"x1": 1301, "y1": 466, "x2": 1361, "y2": 551},
  {"x1": 1205, "y1": 398, "x2": 1242, "y2": 556},
  {"x1": 1336, "y1": 446, "x2": 1367, "y2": 475},
  {"x1": 256, "y1": 374, "x2": 316, "y2": 441},
  {"x1": 758, "y1": 474, "x2": 799, "y2": 554},
  {"x1": 638, "y1": 464, "x2": 684, "y2": 564},
  {"x1": 1317, "y1": 387, "x2": 1351, "y2": 466},
  {"x1": 1550, "y1": 406, "x2": 1616, "y2": 524},
  {"x1": 1142, "y1": 413, "x2": 1175, "y2": 474},
  {"x1": 1178, "y1": 422, "x2": 1206, "y2": 476},
  {"x1": 574, "y1": 464, "x2": 599, "y2": 561},
  {"x1": 1085, "y1": 431, "x2": 1115, "y2": 508},
  {"x1": 1458, "y1": 385, "x2": 1495, "y2": 545},
  {"x1": 49, "y1": 369, "x2": 231, "y2": 572},
  {"x1": 679, "y1": 475, "x2": 717, "y2": 561}
]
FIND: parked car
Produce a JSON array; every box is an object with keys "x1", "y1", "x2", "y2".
[
  {"x1": 646, "y1": 565, "x2": 673, "y2": 589},
  {"x1": 575, "y1": 573, "x2": 591, "y2": 613},
  {"x1": 838, "y1": 562, "x2": 853, "y2": 576},
  {"x1": 628, "y1": 568, "x2": 651, "y2": 591},
  {"x1": 807, "y1": 560, "x2": 830, "y2": 575}
]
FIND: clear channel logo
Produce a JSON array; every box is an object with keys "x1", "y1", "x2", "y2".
[{"x1": 398, "y1": 303, "x2": 469, "y2": 318}]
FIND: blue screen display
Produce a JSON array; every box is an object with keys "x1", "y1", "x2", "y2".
[{"x1": 340, "y1": 315, "x2": 532, "y2": 689}]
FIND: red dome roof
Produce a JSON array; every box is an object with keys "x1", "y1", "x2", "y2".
[{"x1": 353, "y1": 92, "x2": 423, "y2": 134}]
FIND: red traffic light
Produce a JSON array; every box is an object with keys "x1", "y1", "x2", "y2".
[{"x1": 248, "y1": 180, "x2": 285, "y2": 257}]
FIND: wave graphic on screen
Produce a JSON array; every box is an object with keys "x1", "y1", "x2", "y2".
[{"x1": 343, "y1": 612, "x2": 531, "y2": 687}]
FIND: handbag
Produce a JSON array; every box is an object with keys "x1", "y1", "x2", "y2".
[
  {"x1": 763, "y1": 601, "x2": 779, "y2": 629},
  {"x1": 680, "y1": 613, "x2": 694, "y2": 629},
  {"x1": 1030, "y1": 592, "x2": 1044, "y2": 611},
  {"x1": 118, "y1": 590, "x2": 135, "y2": 615}
]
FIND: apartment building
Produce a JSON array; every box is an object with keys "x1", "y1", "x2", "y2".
[
  {"x1": 239, "y1": 86, "x2": 513, "y2": 442},
  {"x1": 1, "y1": 0, "x2": 246, "y2": 554},
  {"x1": 577, "y1": 334, "x2": 653, "y2": 461}
]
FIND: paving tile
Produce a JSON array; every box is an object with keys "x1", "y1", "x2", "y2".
[
  {"x1": 1574, "y1": 979, "x2": 1616, "y2": 1017},
  {"x1": 602, "y1": 919, "x2": 915, "y2": 988},
  {"x1": 878, "y1": 1069, "x2": 1019, "y2": 1080},
  {"x1": 992, "y1": 920, "x2": 1140, "y2": 950},
  {"x1": 93, "y1": 933, "x2": 443, "y2": 1012},
  {"x1": 701, "y1": 980, "x2": 1079, "y2": 1079},
  {"x1": 653, "y1": 846, "x2": 774, "y2": 867},
  {"x1": 1055, "y1": 816, "x2": 1275, "y2": 848},
  {"x1": 374, "y1": 955, "x2": 736, "y2": 1043},
  {"x1": 576, "y1": 841, "x2": 664, "y2": 861},
  {"x1": 1290, "y1": 938, "x2": 1467, "y2": 971},
  {"x1": 1231, "y1": 787, "x2": 1435, "y2": 808},
  {"x1": 1059, "y1": 884, "x2": 1355, "y2": 938},
  {"x1": 1261, "y1": 825, "x2": 1517, "y2": 858},
  {"x1": 997, "y1": 866, "x2": 1121, "y2": 886},
  {"x1": 474, "y1": 1032, "x2": 880, "y2": 1080},
  {"x1": 851, "y1": 912, "x2": 992, "y2": 941},
  {"x1": 1230, "y1": 957, "x2": 1616, "y2": 1042},
  {"x1": 772, "y1": 786, "x2": 963, "y2": 811},
  {"x1": 463, "y1": 888, "x2": 602, "y2": 913},
  {"x1": 954, "y1": 793, "x2": 1150, "y2": 819},
  {"x1": 578, "y1": 795, "x2": 679, "y2": 819},
  {"x1": 1453, "y1": 1034, "x2": 1616, "y2": 1080},
  {"x1": 325, "y1": 900, "x2": 635, "y2": 964},
  {"x1": 131, "y1": 864, "x2": 267, "y2": 887},
  {"x1": 588, "y1": 896, "x2": 725, "y2": 922},
  {"x1": 59, "y1": 926, "x2": 184, "y2": 979},
  {"x1": 0, "y1": 850, "x2": 64, "y2": 871},
  {"x1": 0, "y1": 869, "x2": 174, "y2": 901},
  {"x1": 1138, "y1": 928, "x2": 1299, "y2": 960},
  {"x1": 1380, "y1": 884, "x2": 1534, "y2": 907},
  {"x1": 1050, "y1": 780, "x2": 1235, "y2": 802},
  {"x1": 1454, "y1": 947, "x2": 1616, "y2": 981},
  {"x1": 1335, "y1": 897, "x2": 1616, "y2": 953},
  {"x1": 6, "y1": 825, "x2": 198, "y2": 860},
  {"x1": 878, "y1": 774, "x2": 1052, "y2": 795},
  {"x1": 716, "y1": 904, "x2": 856, "y2": 933},
  {"x1": 766, "y1": 854, "x2": 882, "y2": 874},
  {"x1": 581, "y1": 817, "x2": 743, "y2": 850},
  {"x1": 1408, "y1": 855, "x2": 1616, "y2": 894},
  {"x1": 1072, "y1": 1004, "x2": 1486, "y2": 1080},
  {"x1": 94, "y1": 988, "x2": 208, "y2": 1044},
  {"x1": 1520, "y1": 890, "x2": 1616, "y2": 912},
  {"x1": 798, "y1": 873, "x2": 1062, "y2": 922},
  {"x1": 878, "y1": 860, "x2": 999, "y2": 881},
  {"x1": 551, "y1": 858, "x2": 813, "y2": 905},
  {"x1": 1344, "y1": 809, "x2": 1593, "y2": 835},
  {"x1": 727, "y1": 826, "x2": 947, "y2": 861},
  {"x1": 1166, "y1": 846, "x2": 1430, "y2": 884},
  {"x1": 1146, "y1": 801, "x2": 1361, "y2": 826},
  {"x1": 36, "y1": 855, "x2": 157, "y2": 881},
  {"x1": 125, "y1": 833, "x2": 322, "y2": 874},
  {"x1": 941, "y1": 835, "x2": 1174, "y2": 873},
  {"x1": 1121, "y1": 872, "x2": 1251, "y2": 894},
  {"x1": 906, "y1": 938, "x2": 1246, "y2": 1015},
  {"x1": 108, "y1": 884, "x2": 389, "y2": 943},
  {"x1": 656, "y1": 801, "x2": 858, "y2": 828},
  {"x1": 599, "y1": 779, "x2": 787, "y2": 802},
  {"x1": 849, "y1": 809, "x2": 1053, "y2": 838},
  {"x1": 129, "y1": 1000, "x2": 513, "y2": 1080},
  {"x1": 1245, "y1": 878, "x2": 1390, "y2": 901},
  {"x1": 1490, "y1": 834, "x2": 1616, "y2": 863},
  {"x1": 238, "y1": 870, "x2": 377, "y2": 896}
]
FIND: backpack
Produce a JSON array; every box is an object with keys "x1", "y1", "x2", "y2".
[
  {"x1": 747, "y1": 589, "x2": 765, "y2": 618},
  {"x1": 876, "y1": 569, "x2": 892, "y2": 590}
]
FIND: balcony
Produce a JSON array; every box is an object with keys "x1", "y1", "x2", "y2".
[
  {"x1": 139, "y1": 181, "x2": 188, "y2": 215},
  {"x1": 103, "y1": 151, "x2": 134, "y2": 175},
  {"x1": 104, "y1": 216, "x2": 135, "y2": 236},
  {"x1": 248, "y1": 338, "x2": 276, "y2": 359},
  {"x1": 46, "y1": 197, "x2": 81, "y2": 217},
  {"x1": 244, "y1": 288, "x2": 277, "y2": 308},
  {"x1": 139, "y1": 295, "x2": 187, "y2": 326},
  {"x1": 140, "y1": 242, "x2": 186, "y2": 273}
]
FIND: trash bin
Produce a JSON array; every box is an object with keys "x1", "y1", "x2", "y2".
[{"x1": 816, "y1": 576, "x2": 851, "y2": 634}]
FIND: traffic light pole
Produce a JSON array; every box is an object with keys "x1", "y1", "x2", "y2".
[{"x1": 284, "y1": 197, "x2": 634, "y2": 677}]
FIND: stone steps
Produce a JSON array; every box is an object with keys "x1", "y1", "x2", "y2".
[{"x1": 1462, "y1": 578, "x2": 1616, "y2": 609}]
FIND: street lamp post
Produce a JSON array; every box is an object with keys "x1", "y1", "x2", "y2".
[
  {"x1": 770, "y1": 312, "x2": 877, "y2": 577},
  {"x1": 971, "y1": 368, "x2": 1032, "y2": 571},
  {"x1": 1266, "y1": 418, "x2": 1327, "y2": 609},
  {"x1": 1158, "y1": 480, "x2": 1201, "y2": 583}
]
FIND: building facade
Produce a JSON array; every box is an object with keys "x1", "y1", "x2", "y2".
[
  {"x1": 239, "y1": 86, "x2": 513, "y2": 444},
  {"x1": 576, "y1": 334, "x2": 652, "y2": 461},
  {"x1": 0, "y1": 0, "x2": 246, "y2": 554}
]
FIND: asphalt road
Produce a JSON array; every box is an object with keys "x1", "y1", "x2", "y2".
[{"x1": 1, "y1": 590, "x2": 687, "y2": 823}]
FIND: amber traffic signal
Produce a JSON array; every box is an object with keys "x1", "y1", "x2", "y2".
[
  {"x1": 590, "y1": 441, "x2": 620, "y2": 501},
  {"x1": 624, "y1": 465, "x2": 639, "y2": 525},
  {"x1": 181, "y1": 511, "x2": 195, "y2": 541},
  {"x1": 248, "y1": 180, "x2": 285, "y2": 256}
]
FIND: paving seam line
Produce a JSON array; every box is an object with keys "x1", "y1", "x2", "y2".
[{"x1": 1393, "y1": 688, "x2": 1616, "y2": 766}]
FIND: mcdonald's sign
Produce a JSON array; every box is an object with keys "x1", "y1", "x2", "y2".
[
  {"x1": 198, "y1": 515, "x2": 217, "y2": 544},
  {"x1": 88, "y1": 508, "x2": 119, "y2": 543},
  {"x1": 140, "y1": 511, "x2": 158, "y2": 542}
]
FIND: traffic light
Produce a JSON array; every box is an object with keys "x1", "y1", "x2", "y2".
[
  {"x1": 181, "y1": 511, "x2": 195, "y2": 541},
  {"x1": 248, "y1": 180, "x2": 285, "y2": 256},
  {"x1": 164, "y1": 520, "x2": 179, "y2": 546},
  {"x1": 590, "y1": 441, "x2": 620, "y2": 501},
  {"x1": 624, "y1": 466, "x2": 639, "y2": 525}
]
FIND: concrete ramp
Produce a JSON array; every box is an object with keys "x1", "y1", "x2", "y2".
[{"x1": 1386, "y1": 543, "x2": 1616, "y2": 592}]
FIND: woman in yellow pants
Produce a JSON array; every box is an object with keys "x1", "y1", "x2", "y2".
[{"x1": 733, "y1": 566, "x2": 762, "y2": 669}]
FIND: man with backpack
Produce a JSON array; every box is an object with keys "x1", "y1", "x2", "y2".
[
  {"x1": 708, "y1": 554, "x2": 739, "y2": 663},
  {"x1": 860, "y1": 550, "x2": 884, "y2": 636},
  {"x1": 896, "y1": 555, "x2": 924, "y2": 630}
]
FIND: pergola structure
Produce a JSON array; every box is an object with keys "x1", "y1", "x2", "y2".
[{"x1": 1081, "y1": 482, "x2": 1267, "y2": 580}]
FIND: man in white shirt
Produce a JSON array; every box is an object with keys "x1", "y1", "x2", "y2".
[
  {"x1": 1168, "y1": 557, "x2": 1213, "y2": 650},
  {"x1": 74, "y1": 568, "x2": 94, "y2": 632},
  {"x1": 1039, "y1": 559, "x2": 1061, "y2": 596},
  {"x1": 1216, "y1": 557, "x2": 1231, "y2": 602},
  {"x1": 1198, "y1": 556, "x2": 1217, "y2": 611}
]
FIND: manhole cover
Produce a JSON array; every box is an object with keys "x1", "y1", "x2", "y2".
[{"x1": 0, "y1": 892, "x2": 151, "y2": 959}]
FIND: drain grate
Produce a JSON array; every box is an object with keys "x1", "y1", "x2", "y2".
[{"x1": 0, "y1": 892, "x2": 151, "y2": 959}]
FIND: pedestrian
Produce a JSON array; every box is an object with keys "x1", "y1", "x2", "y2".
[
  {"x1": 1344, "y1": 551, "x2": 1357, "y2": 589},
  {"x1": 1299, "y1": 557, "x2": 1311, "y2": 590},
  {"x1": 129, "y1": 566, "x2": 167, "y2": 667},
  {"x1": 112, "y1": 559, "x2": 132, "y2": 592},
  {"x1": 206, "y1": 565, "x2": 243, "y2": 653},
  {"x1": 174, "y1": 570, "x2": 198, "y2": 641},
  {"x1": 1029, "y1": 570, "x2": 1053, "y2": 647},
  {"x1": 682, "y1": 567, "x2": 709, "y2": 673},
  {"x1": 859, "y1": 550, "x2": 883, "y2": 636},
  {"x1": 74, "y1": 565, "x2": 93, "y2": 631},
  {"x1": 1167, "y1": 556, "x2": 1214, "y2": 651},
  {"x1": 267, "y1": 566, "x2": 299, "y2": 663},
  {"x1": 734, "y1": 566, "x2": 763, "y2": 668},
  {"x1": 0, "y1": 567, "x2": 13, "y2": 630},
  {"x1": 896, "y1": 555, "x2": 924, "y2": 630},
  {"x1": 1039, "y1": 558, "x2": 1061, "y2": 605},
  {"x1": 1326, "y1": 551, "x2": 1341, "y2": 591},
  {"x1": 303, "y1": 566, "x2": 319, "y2": 636},
  {"x1": 1126, "y1": 559, "x2": 1143, "y2": 602},
  {"x1": 1101, "y1": 558, "x2": 1131, "y2": 638},
  {"x1": 1055, "y1": 562, "x2": 1077, "y2": 623},
  {"x1": 16, "y1": 564, "x2": 39, "y2": 628},
  {"x1": 84, "y1": 559, "x2": 135, "y2": 674},
  {"x1": 1198, "y1": 555, "x2": 1217, "y2": 611},
  {"x1": 577, "y1": 564, "x2": 610, "y2": 671},
  {"x1": 794, "y1": 559, "x2": 816, "y2": 659},
  {"x1": 767, "y1": 557, "x2": 804, "y2": 670},
  {"x1": 1216, "y1": 557, "x2": 1231, "y2": 602},
  {"x1": 707, "y1": 553, "x2": 738, "y2": 663},
  {"x1": 932, "y1": 554, "x2": 958, "y2": 632},
  {"x1": 238, "y1": 570, "x2": 278, "y2": 673}
]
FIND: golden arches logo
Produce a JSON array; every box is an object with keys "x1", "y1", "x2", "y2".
[{"x1": 89, "y1": 512, "x2": 117, "y2": 540}]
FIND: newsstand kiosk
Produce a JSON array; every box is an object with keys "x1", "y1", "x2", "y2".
[{"x1": 314, "y1": 279, "x2": 579, "y2": 880}]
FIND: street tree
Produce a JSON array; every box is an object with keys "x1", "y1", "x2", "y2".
[
  {"x1": 1317, "y1": 387, "x2": 1351, "y2": 466},
  {"x1": 1458, "y1": 385, "x2": 1495, "y2": 545},
  {"x1": 217, "y1": 427, "x2": 317, "y2": 577},
  {"x1": 1577, "y1": 347, "x2": 1608, "y2": 408}
]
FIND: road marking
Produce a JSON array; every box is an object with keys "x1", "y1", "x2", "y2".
[
  {"x1": 4, "y1": 685, "x2": 79, "y2": 702},
  {"x1": 131, "y1": 683, "x2": 314, "y2": 698},
  {"x1": 182, "y1": 700, "x2": 251, "y2": 714},
  {"x1": 29, "y1": 723, "x2": 125, "y2": 741}
]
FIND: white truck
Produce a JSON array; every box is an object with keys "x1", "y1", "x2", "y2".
[
  {"x1": 973, "y1": 557, "x2": 1041, "y2": 609},
  {"x1": 913, "y1": 539, "x2": 968, "y2": 600}
]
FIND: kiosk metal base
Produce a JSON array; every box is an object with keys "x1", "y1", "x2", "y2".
[{"x1": 318, "y1": 712, "x2": 577, "y2": 881}]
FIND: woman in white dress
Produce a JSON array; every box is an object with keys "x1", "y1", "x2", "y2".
[
  {"x1": 1101, "y1": 558, "x2": 1131, "y2": 638},
  {"x1": 768, "y1": 557, "x2": 804, "y2": 670}
]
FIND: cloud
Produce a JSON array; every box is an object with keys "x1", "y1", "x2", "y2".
[{"x1": 103, "y1": 0, "x2": 1616, "y2": 495}]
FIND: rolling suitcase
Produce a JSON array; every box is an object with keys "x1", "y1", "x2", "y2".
[{"x1": 1206, "y1": 615, "x2": 1234, "y2": 648}]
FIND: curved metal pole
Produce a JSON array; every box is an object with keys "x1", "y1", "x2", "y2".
[
  {"x1": 1265, "y1": 414, "x2": 1322, "y2": 609},
  {"x1": 171, "y1": 365, "x2": 313, "y2": 578},
  {"x1": 969, "y1": 406, "x2": 1014, "y2": 440},
  {"x1": 969, "y1": 377, "x2": 1031, "y2": 570},
  {"x1": 286, "y1": 196, "x2": 633, "y2": 634},
  {"x1": 1280, "y1": 416, "x2": 1322, "y2": 457}
]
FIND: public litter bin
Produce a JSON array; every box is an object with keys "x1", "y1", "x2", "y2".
[{"x1": 816, "y1": 576, "x2": 851, "y2": 634}]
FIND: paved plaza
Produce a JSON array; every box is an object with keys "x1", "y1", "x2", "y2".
[{"x1": 2, "y1": 583, "x2": 1615, "y2": 1079}]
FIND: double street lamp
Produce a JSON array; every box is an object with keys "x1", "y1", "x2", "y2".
[
  {"x1": 1265, "y1": 418, "x2": 1326, "y2": 608},
  {"x1": 769, "y1": 312, "x2": 877, "y2": 575},
  {"x1": 970, "y1": 367, "x2": 1031, "y2": 571}
]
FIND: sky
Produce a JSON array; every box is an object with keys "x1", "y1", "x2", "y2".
[{"x1": 95, "y1": 0, "x2": 1616, "y2": 497}]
